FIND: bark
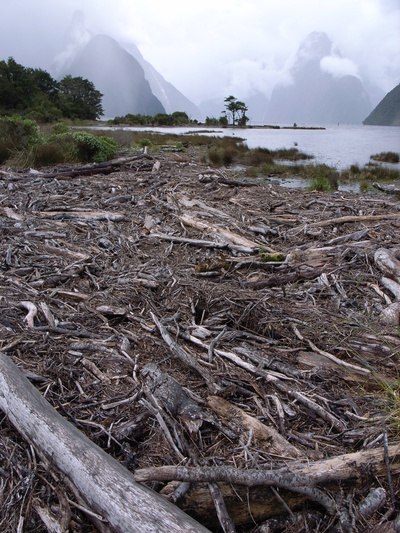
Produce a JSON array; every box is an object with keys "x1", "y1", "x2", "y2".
[
  {"x1": 0, "y1": 352, "x2": 211, "y2": 533},
  {"x1": 207, "y1": 396, "x2": 301, "y2": 458},
  {"x1": 135, "y1": 445, "x2": 400, "y2": 527}
]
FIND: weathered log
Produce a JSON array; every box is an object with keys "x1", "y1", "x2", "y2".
[
  {"x1": 36, "y1": 154, "x2": 153, "y2": 179},
  {"x1": 372, "y1": 182, "x2": 400, "y2": 195},
  {"x1": 375, "y1": 248, "x2": 400, "y2": 285},
  {"x1": 290, "y1": 213, "x2": 400, "y2": 232},
  {"x1": 179, "y1": 213, "x2": 263, "y2": 252},
  {"x1": 135, "y1": 444, "x2": 400, "y2": 527},
  {"x1": 207, "y1": 396, "x2": 302, "y2": 458},
  {"x1": 148, "y1": 231, "x2": 257, "y2": 254},
  {"x1": 0, "y1": 352, "x2": 211, "y2": 533}
]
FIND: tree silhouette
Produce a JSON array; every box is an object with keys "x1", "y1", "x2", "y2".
[{"x1": 224, "y1": 95, "x2": 249, "y2": 126}]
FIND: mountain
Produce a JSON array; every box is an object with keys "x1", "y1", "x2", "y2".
[
  {"x1": 363, "y1": 84, "x2": 400, "y2": 126},
  {"x1": 267, "y1": 32, "x2": 372, "y2": 125},
  {"x1": 124, "y1": 43, "x2": 202, "y2": 120},
  {"x1": 58, "y1": 34, "x2": 165, "y2": 118}
]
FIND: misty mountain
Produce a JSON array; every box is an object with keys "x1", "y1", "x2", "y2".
[
  {"x1": 363, "y1": 84, "x2": 400, "y2": 126},
  {"x1": 266, "y1": 32, "x2": 372, "y2": 125},
  {"x1": 58, "y1": 34, "x2": 165, "y2": 118},
  {"x1": 124, "y1": 43, "x2": 202, "y2": 120}
]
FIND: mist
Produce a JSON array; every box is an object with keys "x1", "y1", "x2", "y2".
[{"x1": 0, "y1": 0, "x2": 399, "y2": 106}]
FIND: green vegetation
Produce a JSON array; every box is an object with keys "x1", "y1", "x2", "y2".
[
  {"x1": 0, "y1": 116, "x2": 118, "y2": 167},
  {"x1": 308, "y1": 175, "x2": 337, "y2": 192},
  {"x1": 1, "y1": 117, "x2": 399, "y2": 195},
  {"x1": 0, "y1": 57, "x2": 103, "y2": 121},
  {"x1": 108, "y1": 110, "x2": 195, "y2": 127},
  {"x1": 370, "y1": 151, "x2": 400, "y2": 164},
  {"x1": 259, "y1": 248, "x2": 286, "y2": 262}
]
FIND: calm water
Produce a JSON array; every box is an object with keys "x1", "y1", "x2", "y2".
[{"x1": 109, "y1": 123, "x2": 400, "y2": 171}]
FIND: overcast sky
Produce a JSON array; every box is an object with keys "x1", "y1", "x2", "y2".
[{"x1": 1, "y1": 0, "x2": 399, "y2": 104}]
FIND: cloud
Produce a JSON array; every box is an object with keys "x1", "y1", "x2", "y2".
[
  {"x1": 320, "y1": 56, "x2": 360, "y2": 79},
  {"x1": 0, "y1": 0, "x2": 399, "y2": 104}
]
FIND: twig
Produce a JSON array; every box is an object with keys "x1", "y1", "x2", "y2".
[
  {"x1": 382, "y1": 420, "x2": 396, "y2": 507},
  {"x1": 308, "y1": 340, "x2": 371, "y2": 377},
  {"x1": 150, "y1": 312, "x2": 221, "y2": 394},
  {"x1": 208, "y1": 482, "x2": 237, "y2": 533}
]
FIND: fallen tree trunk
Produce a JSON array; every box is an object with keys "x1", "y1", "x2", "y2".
[
  {"x1": 37, "y1": 154, "x2": 153, "y2": 179},
  {"x1": 136, "y1": 444, "x2": 400, "y2": 528},
  {"x1": 135, "y1": 444, "x2": 400, "y2": 486},
  {"x1": 0, "y1": 352, "x2": 211, "y2": 533}
]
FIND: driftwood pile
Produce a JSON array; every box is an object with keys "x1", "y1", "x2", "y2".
[{"x1": 1, "y1": 149, "x2": 400, "y2": 532}]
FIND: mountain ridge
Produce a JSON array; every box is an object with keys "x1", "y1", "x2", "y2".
[
  {"x1": 363, "y1": 84, "x2": 400, "y2": 126},
  {"x1": 58, "y1": 34, "x2": 165, "y2": 118}
]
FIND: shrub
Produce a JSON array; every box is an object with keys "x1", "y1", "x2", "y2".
[
  {"x1": 0, "y1": 115, "x2": 43, "y2": 152},
  {"x1": 95, "y1": 136, "x2": 119, "y2": 162},
  {"x1": 222, "y1": 148, "x2": 235, "y2": 166},
  {"x1": 208, "y1": 149, "x2": 222, "y2": 166},
  {"x1": 350, "y1": 164, "x2": 361, "y2": 174},
  {"x1": 308, "y1": 176, "x2": 338, "y2": 192},
  {"x1": 31, "y1": 141, "x2": 67, "y2": 166},
  {"x1": 71, "y1": 131, "x2": 118, "y2": 163},
  {"x1": 138, "y1": 138, "x2": 153, "y2": 148}
]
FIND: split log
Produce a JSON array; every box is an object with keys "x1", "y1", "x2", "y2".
[
  {"x1": 0, "y1": 352, "x2": 211, "y2": 533},
  {"x1": 148, "y1": 231, "x2": 257, "y2": 254},
  {"x1": 179, "y1": 213, "x2": 265, "y2": 252},
  {"x1": 207, "y1": 396, "x2": 301, "y2": 458}
]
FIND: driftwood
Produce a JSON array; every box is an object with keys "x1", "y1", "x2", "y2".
[
  {"x1": 136, "y1": 444, "x2": 400, "y2": 527},
  {"x1": 36, "y1": 154, "x2": 153, "y2": 179},
  {"x1": 135, "y1": 444, "x2": 400, "y2": 485},
  {"x1": 207, "y1": 395, "x2": 301, "y2": 458},
  {"x1": 0, "y1": 352, "x2": 210, "y2": 533},
  {"x1": 2, "y1": 146, "x2": 400, "y2": 531},
  {"x1": 373, "y1": 181, "x2": 400, "y2": 195},
  {"x1": 179, "y1": 213, "x2": 263, "y2": 252}
]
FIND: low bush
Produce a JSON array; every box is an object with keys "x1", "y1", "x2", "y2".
[
  {"x1": 208, "y1": 149, "x2": 222, "y2": 166},
  {"x1": 350, "y1": 164, "x2": 361, "y2": 174},
  {"x1": 308, "y1": 175, "x2": 338, "y2": 192},
  {"x1": 0, "y1": 117, "x2": 120, "y2": 167},
  {"x1": 0, "y1": 116, "x2": 43, "y2": 152}
]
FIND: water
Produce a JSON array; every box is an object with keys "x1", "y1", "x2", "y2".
[{"x1": 106, "y1": 123, "x2": 400, "y2": 171}]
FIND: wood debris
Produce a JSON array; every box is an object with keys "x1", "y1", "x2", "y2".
[{"x1": 1, "y1": 149, "x2": 400, "y2": 532}]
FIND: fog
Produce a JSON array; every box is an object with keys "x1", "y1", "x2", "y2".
[{"x1": 1, "y1": 0, "x2": 399, "y2": 105}]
